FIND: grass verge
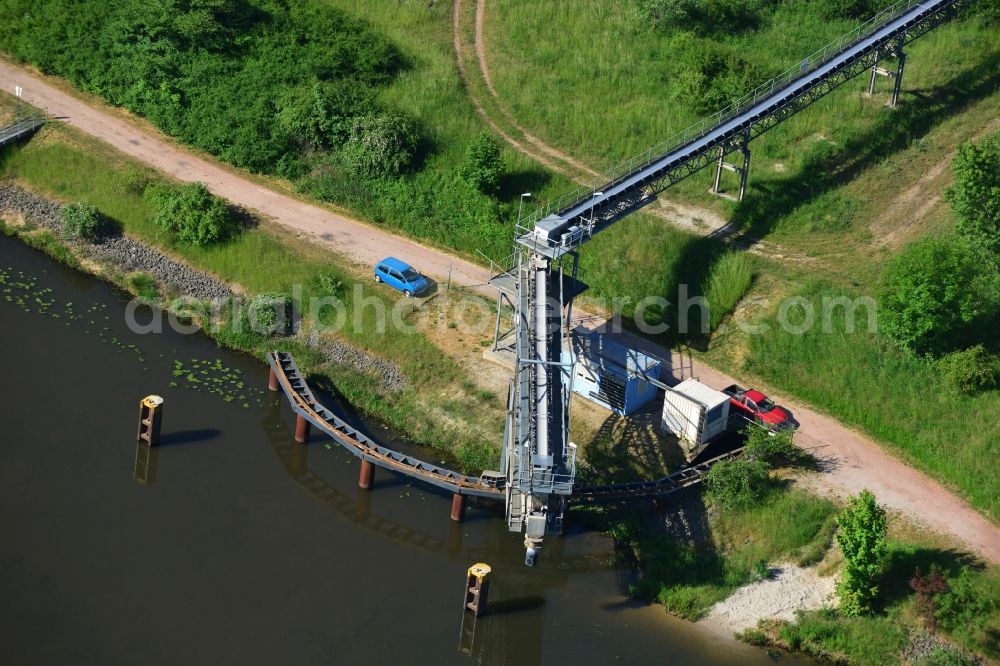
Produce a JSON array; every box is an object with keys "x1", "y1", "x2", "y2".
[{"x1": 0, "y1": 125, "x2": 505, "y2": 472}]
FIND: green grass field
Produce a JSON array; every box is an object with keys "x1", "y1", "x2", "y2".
[
  {"x1": 480, "y1": 2, "x2": 1000, "y2": 519},
  {"x1": 596, "y1": 488, "x2": 838, "y2": 619}
]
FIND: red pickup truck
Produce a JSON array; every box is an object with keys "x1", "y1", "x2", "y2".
[{"x1": 722, "y1": 384, "x2": 797, "y2": 431}]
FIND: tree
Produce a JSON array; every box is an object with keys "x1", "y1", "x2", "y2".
[
  {"x1": 149, "y1": 182, "x2": 238, "y2": 246},
  {"x1": 460, "y1": 131, "x2": 504, "y2": 195},
  {"x1": 60, "y1": 202, "x2": 101, "y2": 240},
  {"x1": 946, "y1": 129, "x2": 1000, "y2": 263},
  {"x1": 339, "y1": 114, "x2": 418, "y2": 180},
  {"x1": 878, "y1": 236, "x2": 992, "y2": 357},
  {"x1": 835, "y1": 490, "x2": 887, "y2": 616}
]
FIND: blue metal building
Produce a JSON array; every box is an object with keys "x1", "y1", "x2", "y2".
[{"x1": 563, "y1": 332, "x2": 661, "y2": 416}]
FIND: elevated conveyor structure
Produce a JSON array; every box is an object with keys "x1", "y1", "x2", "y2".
[
  {"x1": 0, "y1": 115, "x2": 45, "y2": 148},
  {"x1": 515, "y1": 0, "x2": 973, "y2": 258},
  {"x1": 267, "y1": 351, "x2": 503, "y2": 500},
  {"x1": 490, "y1": 0, "x2": 973, "y2": 565}
]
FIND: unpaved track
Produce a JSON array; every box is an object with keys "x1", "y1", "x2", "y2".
[
  {"x1": 2, "y1": 60, "x2": 997, "y2": 564},
  {"x1": 460, "y1": 0, "x2": 821, "y2": 266},
  {"x1": 472, "y1": 0, "x2": 602, "y2": 180}
]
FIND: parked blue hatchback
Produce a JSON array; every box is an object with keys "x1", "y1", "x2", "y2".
[{"x1": 374, "y1": 257, "x2": 429, "y2": 297}]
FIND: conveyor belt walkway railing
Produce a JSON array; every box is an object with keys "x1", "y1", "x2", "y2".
[
  {"x1": 0, "y1": 114, "x2": 46, "y2": 148},
  {"x1": 515, "y1": 0, "x2": 974, "y2": 257},
  {"x1": 268, "y1": 351, "x2": 738, "y2": 506}
]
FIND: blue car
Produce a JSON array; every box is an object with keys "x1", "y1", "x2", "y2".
[{"x1": 374, "y1": 257, "x2": 429, "y2": 297}]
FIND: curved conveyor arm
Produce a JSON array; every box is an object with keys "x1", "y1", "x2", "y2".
[
  {"x1": 573, "y1": 449, "x2": 745, "y2": 503},
  {"x1": 267, "y1": 351, "x2": 504, "y2": 500}
]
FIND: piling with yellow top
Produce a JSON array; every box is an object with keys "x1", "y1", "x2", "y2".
[
  {"x1": 137, "y1": 395, "x2": 164, "y2": 447},
  {"x1": 464, "y1": 563, "x2": 491, "y2": 616}
]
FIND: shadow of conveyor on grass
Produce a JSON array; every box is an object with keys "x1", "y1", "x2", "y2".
[
  {"x1": 731, "y1": 49, "x2": 1000, "y2": 242},
  {"x1": 580, "y1": 401, "x2": 688, "y2": 485},
  {"x1": 577, "y1": 403, "x2": 727, "y2": 610}
]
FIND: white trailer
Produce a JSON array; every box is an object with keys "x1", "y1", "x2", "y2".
[{"x1": 660, "y1": 378, "x2": 731, "y2": 461}]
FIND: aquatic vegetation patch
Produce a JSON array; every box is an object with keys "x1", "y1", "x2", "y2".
[{"x1": 170, "y1": 357, "x2": 265, "y2": 410}]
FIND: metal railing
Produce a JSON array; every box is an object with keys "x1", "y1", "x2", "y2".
[{"x1": 518, "y1": 0, "x2": 942, "y2": 231}]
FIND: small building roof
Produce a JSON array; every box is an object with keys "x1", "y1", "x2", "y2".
[
  {"x1": 568, "y1": 332, "x2": 660, "y2": 377},
  {"x1": 671, "y1": 378, "x2": 729, "y2": 410}
]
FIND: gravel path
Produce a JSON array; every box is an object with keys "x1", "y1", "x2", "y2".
[{"x1": 3, "y1": 60, "x2": 997, "y2": 564}]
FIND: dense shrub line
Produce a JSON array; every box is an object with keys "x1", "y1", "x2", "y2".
[{"x1": 0, "y1": 0, "x2": 514, "y2": 261}]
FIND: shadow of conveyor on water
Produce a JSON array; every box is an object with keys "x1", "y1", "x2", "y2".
[
  {"x1": 258, "y1": 391, "x2": 622, "y2": 575},
  {"x1": 158, "y1": 427, "x2": 220, "y2": 447},
  {"x1": 258, "y1": 394, "x2": 579, "y2": 666}
]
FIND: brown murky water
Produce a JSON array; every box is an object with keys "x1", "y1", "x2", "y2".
[{"x1": 0, "y1": 235, "x2": 806, "y2": 665}]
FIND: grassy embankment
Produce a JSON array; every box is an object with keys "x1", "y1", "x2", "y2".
[
  {"x1": 580, "y1": 457, "x2": 999, "y2": 664},
  {"x1": 743, "y1": 528, "x2": 1000, "y2": 665},
  {"x1": 0, "y1": 117, "x2": 506, "y2": 472},
  {"x1": 485, "y1": 1, "x2": 1000, "y2": 521}
]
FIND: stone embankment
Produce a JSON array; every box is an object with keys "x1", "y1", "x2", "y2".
[
  {"x1": 0, "y1": 184, "x2": 408, "y2": 392},
  {"x1": 0, "y1": 185, "x2": 231, "y2": 301}
]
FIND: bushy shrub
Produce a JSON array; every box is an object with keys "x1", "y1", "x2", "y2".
[
  {"x1": 670, "y1": 34, "x2": 771, "y2": 113},
  {"x1": 704, "y1": 457, "x2": 773, "y2": 509},
  {"x1": 744, "y1": 425, "x2": 799, "y2": 466},
  {"x1": 149, "y1": 182, "x2": 239, "y2": 246},
  {"x1": 910, "y1": 565, "x2": 949, "y2": 631},
  {"x1": 127, "y1": 272, "x2": 159, "y2": 301},
  {"x1": 938, "y1": 345, "x2": 1000, "y2": 395},
  {"x1": 636, "y1": 0, "x2": 762, "y2": 35},
  {"x1": 460, "y1": 131, "x2": 504, "y2": 195},
  {"x1": 878, "y1": 236, "x2": 990, "y2": 357},
  {"x1": 636, "y1": 0, "x2": 690, "y2": 29},
  {"x1": 243, "y1": 293, "x2": 294, "y2": 337},
  {"x1": 935, "y1": 566, "x2": 994, "y2": 637},
  {"x1": 835, "y1": 490, "x2": 887, "y2": 616},
  {"x1": 338, "y1": 114, "x2": 418, "y2": 180},
  {"x1": 972, "y1": 0, "x2": 1000, "y2": 23},
  {"x1": 60, "y1": 201, "x2": 101, "y2": 239},
  {"x1": 822, "y1": 0, "x2": 896, "y2": 20}
]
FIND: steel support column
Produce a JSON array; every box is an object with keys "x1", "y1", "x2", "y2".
[
  {"x1": 294, "y1": 414, "x2": 310, "y2": 443},
  {"x1": 890, "y1": 39, "x2": 906, "y2": 107},
  {"x1": 868, "y1": 49, "x2": 881, "y2": 95},
  {"x1": 358, "y1": 459, "x2": 374, "y2": 489},
  {"x1": 712, "y1": 145, "x2": 725, "y2": 193},
  {"x1": 739, "y1": 140, "x2": 751, "y2": 202},
  {"x1": 451, "y1": 493, "x2": 466, "y2": 522}
]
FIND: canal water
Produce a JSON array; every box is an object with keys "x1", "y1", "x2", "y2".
[{"x1": 0, "y1": 234, "x2": 804, "y2": 665}]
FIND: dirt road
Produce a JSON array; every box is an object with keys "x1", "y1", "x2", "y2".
[{"x1": 2, "y1": 60, "x2": 997, "y2": 564}]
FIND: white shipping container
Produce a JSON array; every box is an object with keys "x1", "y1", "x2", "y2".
[{"x1": 661, "y1": 378, "x2": 731, "y2": 460}]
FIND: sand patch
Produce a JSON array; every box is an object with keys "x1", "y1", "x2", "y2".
[{"x1": 700, "y1": 563, "x2": 837, "y2": 635}]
